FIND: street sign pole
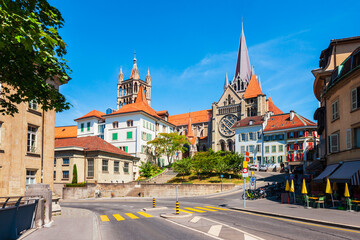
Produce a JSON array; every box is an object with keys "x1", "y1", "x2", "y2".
[
  {"x1": 176, "y1": 185, "x2": 178, "y2": 202},
  {"x1": 244, "y1": 178, "x2": 246, "y2": 208}
]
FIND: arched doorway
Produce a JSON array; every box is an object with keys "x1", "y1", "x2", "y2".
[
  {"x1": 227, "y1": 140, "x2": 233, "y2": 152},
  {"x1": 220, "y1": 141, "x2": 225, "y2": 151}
]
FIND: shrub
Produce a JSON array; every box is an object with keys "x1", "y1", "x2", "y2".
[
  {"x1": 66, "y1": 182, "x2": 86, "y2": 187},
  {"x1": 72, "y1": 164, "x2": 78, "y2": 184}
]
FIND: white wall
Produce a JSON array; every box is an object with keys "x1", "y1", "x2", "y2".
[
  {"x1": 234, "y1": 124, "x2": 263, "y2": 165},
  {"x1": 77, "y1": 118, "x2": 101, "y2": 137}
]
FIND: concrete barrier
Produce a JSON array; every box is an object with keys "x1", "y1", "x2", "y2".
[{"x1": 62, "y1": 183, "x2": 235, "y2": 199}]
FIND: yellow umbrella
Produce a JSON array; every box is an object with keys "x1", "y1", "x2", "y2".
[
  {"x1": 344, "y1": 183, "x2": 350, "y2": 198},
  {"x1": 332, "y1": 182, "x2": 338, "y2": 191},
  {"x1": 325, "y1": 178, "x2": 332, "y2": 194},
  {"x1": 301, "y1": 178, "x2": 308, "y2": 195},
  {"x1": 285, "y1": 180, "x2": 290, "y2": 191},
  {"x1": 290, "y1": 179, "x2": 295, "y2": 193}
]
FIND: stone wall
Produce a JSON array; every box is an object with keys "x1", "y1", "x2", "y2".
[{"x1": 62, "y1": 183, "x2": 235, "y2": 199}]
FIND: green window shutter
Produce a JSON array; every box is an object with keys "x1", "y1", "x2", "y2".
[
  {"x1": 81, "y1": 123, "x2": 84, "y2": 132},
  {"x1": 87, "y1": 122, "x2": 90, "y2": 131},
  {"x1": 112, "y1": 133, "x2": 118, "y2": 140},
  {"x1": 125, "y1": 146, "x2": 128, "y2": 153},
  {"x1": 127, "y1": 131, "x2": 132, "y2": 139}
]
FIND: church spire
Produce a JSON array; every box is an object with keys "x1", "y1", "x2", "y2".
[
  {"x1": 130, "y1": 51, "x2": 140, "y2": 80},
  {"x1": 234, "y1": 20, "x2": 252, "y2": 83},
  {"x1": 186, "y1": 113, "x2": 194, "y2": 138},
  {"x1": 146, "y1": 68, "x2": 151, "y2": 84},
  {"x1": 118, "y1": 67, "x2": 124, "y2": 83},
  {"x1": 224, "y1": 73, "x2": 229, "y2": 90}
]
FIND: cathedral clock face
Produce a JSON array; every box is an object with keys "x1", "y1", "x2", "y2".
[{"x1": 219, "y1": 114, "x2": 239, "y2": 137}]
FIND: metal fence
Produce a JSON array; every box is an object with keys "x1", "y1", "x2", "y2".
[{"x1": 0, "y1": 196, "x2": 38, "y2": 240}]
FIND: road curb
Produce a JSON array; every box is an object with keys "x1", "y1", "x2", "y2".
[
  {"x1": 143, "y1": 207, "x2": 168, "y2": 211},
  {"x1": 160, "y1": 212, "x2": 192, "y2": 219},
  {"x1": 230, "y1": 207, "x2": 360, "y2": 231}
]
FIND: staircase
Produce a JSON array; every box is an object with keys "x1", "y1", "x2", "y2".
[{"x1": 148, "y1": 169, "x2": 178, "y2": 183}]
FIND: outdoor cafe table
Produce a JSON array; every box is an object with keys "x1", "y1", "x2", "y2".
[
  {"x1": 351, "y1": 200, "x2": 360, "y2": 203},
  {"x1": 308, "y1": 197, "x2": 319, "y2": 200}
]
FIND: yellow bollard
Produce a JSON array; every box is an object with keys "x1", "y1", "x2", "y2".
[
  {"x1": 153, "y1": 198, "x2": 155, "y2": 208},
  {"x1": 176, "y1": 201, "x2": 179, "y2": 215}
]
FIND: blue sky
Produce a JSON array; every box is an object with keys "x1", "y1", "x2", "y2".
[{"x1": 53, "y1": 0, "x2": 360, "y2": 126}]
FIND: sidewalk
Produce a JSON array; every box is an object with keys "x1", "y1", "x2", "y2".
[
  {"x1": 21, "y1": 207, "x2": 100, "y2": 240},
  {"x1": 229, "y1": 198, "x2": 360, "y2": 230}
]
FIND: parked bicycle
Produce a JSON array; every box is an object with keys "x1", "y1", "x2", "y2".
[{"x1": 242, "y1": 189, "x2": 259, "y2": 200}]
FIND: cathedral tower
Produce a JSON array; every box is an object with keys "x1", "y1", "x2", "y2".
[{"x1": 117, "y1": 54, "x2": 152, "y2": 109}]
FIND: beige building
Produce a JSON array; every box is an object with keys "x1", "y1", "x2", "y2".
[
  {"x1": 313, "y1": 36, "x2": 360, "y2": 186},
  {"x1": 0, "y1": 84, "x2": 62, "y2": 196},
  {"x1": 54, "y1": 136, "x2": 139, "y2": 185}
]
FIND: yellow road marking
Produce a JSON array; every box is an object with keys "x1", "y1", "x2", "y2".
[
  {"x1": 125, "y1": 213, "x2": 139, "y2": 219},
  {"x1": 137, "y1": 212, "x2": 153, "y2": 218},
  {"x1": 113, "y1": 214, "x2": 125, "y2": 221},
  {"x1": 205, "y1": 206, "x2": 230, "y2": 211},
  {"x1": 195, "y1": 207, "x2": 217, "y2": 211},
  {"x1": 100, "y1": 215, "x2": 110, "y2": 222},
  {"x1": 184, "y1": 207, "x2": 206, "y2": 213},
  {"x1": 229, "y1": 209, "x2": 360, "y2": 234},
  {"x1": 175, "y1": 208, "x2": 194, "y2": 214}
]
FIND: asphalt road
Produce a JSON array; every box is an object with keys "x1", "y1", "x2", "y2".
[{"x1": 61, "y1": 172, "x2": 360, "y2": 240}]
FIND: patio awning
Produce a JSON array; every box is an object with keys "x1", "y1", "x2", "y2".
[
  {"x1": 329, "y1": 161, "x2": 360, "y2": 185},
  {"x1": 313, "y1": 164, "x2": 339, "y2": 182}
]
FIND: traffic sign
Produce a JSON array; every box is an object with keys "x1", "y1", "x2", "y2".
[
  {"x1": 243, "y1": 168, "x2": 248, "y2": 174},
  {"x1": 250, "y1": 177, "x2": 256, "y2": 188},
  {"x1": 243, "y1": 168, "x2": 248, "y2": 177},
  {"x1": 220, "y1": 175, "x2": 223, "y2": 178}
]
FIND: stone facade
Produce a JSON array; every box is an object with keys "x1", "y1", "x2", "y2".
[{"x1": 0, "y1": 84, "x2": 60, "y2": 196}]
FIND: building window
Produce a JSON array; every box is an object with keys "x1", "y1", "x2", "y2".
[
  {"x1": 114, "y1": 161, "x2": 119, "y2": 173},
  {"x1": 241, "y1": 134, "x2": 245, "y2": 141},
  {"x1": 87, "y1": 122, "x2": 90, "y2": 131},
  {"x1": 124, "y1": 162, "x2": 129, "y2": 173},
  {"x1": 28, "y1": 100, "x2": 38, "y2": 111},
  {"x1": 299, "y1": 131, "x2": 303, "y2": 137},
  {"x1": 113, "y1": 121, "x2": 119, "y2": 128},
  {"x1": 249, "y1": 132, "x2": 253, "y2": 140},
  {"x1": 62, "y1": 171, "x2": 69, "y2": 179},
  {"x1": 249, "y1": 145, "x2": 254, "y2": 153},
  {"x1": 355, "y1": 128, "x2": 360, "y2": 148},
  {"x1": 351, "y1": 87, "x2": 360, "y2": 110},
  {"x1": 112, "y1": 133, "x2": 118, "y2": 141},
  {"x1": 102, "y1": 159, "x2": 108, "y2": 172},
  {"x1": 125, "y1": 146, "x2": 128, "y2": 153},
  {"x1": 329, "y1": 133, "x2": 339, "y2": 153},
  {"x1": 81, "y1": 123, "x2": 84, "y2": 132},
  {"x1": 54, "y1": 171, "x2": 56, "y2": 180},
  {"x1": 146, "y1": 122, "x2": 149, "y2": 129},
  {"x1": 332, "y1": 100, "x2": 339, "y2": 120},
  {"x1": 289, "y1": 132, "x2": 294, "y2": 139},
  {"x1": 87, "y1": 159, "x2": 94, "y2": 178},
  {"x1": 156, "y1": 123, "x2": 159, "y2": 131},
  {"x1": 241, "y1": 146, "x2": 245, "y2": 154},
  {"x1": 271, "y1": 156, "x2": 275, "y2": 164},
  {"x1": 278, "y1": 145, "x2": 283, "y2": 152},
  {"x1": 278, "y1": 156, "x2": 283, "y2": 163},
  {"x1": 63, "y1": 158, "x2": 69, "y2": 165},
  {"x1": 146, "y1": 133, "x2": 152, "y2": 141},
  {"x1": 127, "y1": 131, "x2": 133, "y2": 139},
  {"x1": 27, "y1": 126, "x2": 37, "y2": 152},
  {"x1": 54, "y1": 158, "x2": 56, "y2": 166},
  {"x1": 256, "y1": 144, "x2": 261, "y2": 152},
  {"x1": 265, "y1": 146, "x2": 269, "y2": 153},
  {"x1": 127, "y1": 120, "x2": 133, "y2": 127},
  {"x1": 142, "y1": 132, "x2": 147, "y2": 141},
  {"x1": 346, "y1": 129, "x2": 352, "y2": 150},
  {"x1": 257, "y1": 131, "x2": 262, "y2": 139},
  {"x1": 163, "y1": 125, "x2": 166, "y2": 133},
  {"x1": 26, "y1": 170, "x2": 36, "y2": 188}
]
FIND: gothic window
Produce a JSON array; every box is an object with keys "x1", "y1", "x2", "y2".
[
  {"x1": 237, "y1": 80, "x2": 240, "y2": 91},
  {"x1": 227, "y1": 95, "x2": 232, "y2": 105},
  {"x1": 227, "y1": 140, "x2": 233, "y2": 152},
  {"x1": 241, "y1": 82, "x2": 244, "y2": 91},
  {"x1": 134, "y1": 82, "x2": 138, "y2": 93},
  {"x1": 200, "y1": 130, "x2": 204, "y2": 137},
  {"x1": 220, "y1": 141, "x2": 225, "y2": 151},
  {"x1": 202, "y1": 145, "x2": 207, "y2": 151}
]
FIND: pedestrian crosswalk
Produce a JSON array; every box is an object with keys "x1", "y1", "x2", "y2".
[
  {"x1": 99, "y1": 206, "x2": 229, "y2": 222},
  {"x1": 100, "y1": 212, "x2": 153, "y2": 222}
]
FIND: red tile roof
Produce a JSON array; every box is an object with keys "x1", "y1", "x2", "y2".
[
  {"x1": 268, "y1": 97, "x2": 283, "y2": 115},
  {"x1": 55, "y1": 126, "x2": 77, "y2": 139},
  {"x1": 169, "y1": 109, "x2": 211, "y2": 126},
  {"x1": 156, "y1": 110, "x2": 169, "y2": 116},
  {"x1": 107, "y1": 86, "x2": 162, "y2": 119},
  {"x1": 55, "y1": 136, "x2": 133, "y2": 157},
  {"x1": 244, "y1": 74, "x2": 263, "y2": 99},
  {"x1": 233, "y1": 116, "x2": 265, "y2": 128},
  {"x1": 75, "y1": 110, "x2": 105, "y2": 121},
  {"x1": 264, "y1": 113, "x2": 316, "y2": 132}
]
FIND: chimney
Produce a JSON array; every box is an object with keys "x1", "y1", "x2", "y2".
[{"x1": 290, "y1": 110, "x2": 295, "y2": 121}]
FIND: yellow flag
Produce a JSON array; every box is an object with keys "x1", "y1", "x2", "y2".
[
  {"x1": 285, "y1": 180, "x2": 290, "y2": 191},
  {"x1": 344, "y1": 183, "x2": 350, "y2": 197},
  {"x1": 325, "y1": 178, "x2": 332, "y2": 194},
  {"x1": 290, "y1": 179, "x2": 295, "y2": 193},
  {"x1": 301, "y1": 178, "x2": 307, "y2": 195},
  {"x1": 332, "y1": 182, "x2": 338, "y2": 191}
]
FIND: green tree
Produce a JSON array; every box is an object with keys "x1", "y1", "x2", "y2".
[
  {"x1": 72, "y1": 164, "x2": 77, "y2": 184},
  {"x1": 147, "y1": 133, "x2": 188, "y2": 165},
  {"x1": 173, "y1": 157, "x2": 191, "y2": 179},
  {"x1": 139, "y1": 161, "x2": 158, "y2": 178},
  {"x1": 225, "y1": 152, "x2": 243, "y2": 174},
  {"x1": 0, "y1": 0, "x2": 71, "y2": 115}
]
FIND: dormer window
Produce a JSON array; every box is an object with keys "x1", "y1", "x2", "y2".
[
  {"x1": 113, "y1": 121, "x2": 119, "y2": 128},
  {"x1": 127, "y1": 120, "x2": 133, "y2": 127}
]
